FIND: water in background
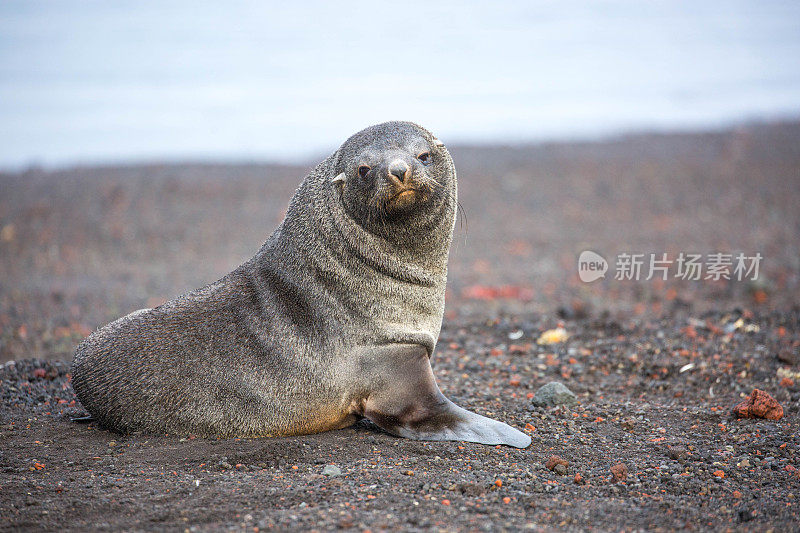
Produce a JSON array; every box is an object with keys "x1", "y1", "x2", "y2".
[{"x1": 1, "y1": 0, "x2": 799, "y2": 168}]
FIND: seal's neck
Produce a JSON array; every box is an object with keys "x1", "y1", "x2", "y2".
[
  {"x1": 324, "y1": 187, "x2": 454, "y2": 286},
  {"x1": 271, "y1": 156, "x2": 456, "y2": 288}
]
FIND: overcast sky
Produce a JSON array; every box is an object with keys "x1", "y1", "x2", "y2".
[{"x1": 1, "y1": 0, "x2": 799, "y2": 168}]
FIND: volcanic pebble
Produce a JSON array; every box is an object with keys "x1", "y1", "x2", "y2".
[
  {"x1": 610, "y1": 463, "x2": 628, "y2": 482},
  {"x1": 732, "y1": 389, "x2": 784, "y2": 420},
  {"x1": 545, "y1": 455, "x2": 569, "y2": 472}
]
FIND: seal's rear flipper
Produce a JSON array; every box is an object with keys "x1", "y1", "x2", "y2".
[{"x1": 360, "y1": 344, "x2": 531, "y2": 449}]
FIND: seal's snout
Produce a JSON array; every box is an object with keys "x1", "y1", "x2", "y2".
[{"x1": 388, "y1": 159, "x2": 411, "y2": 184}]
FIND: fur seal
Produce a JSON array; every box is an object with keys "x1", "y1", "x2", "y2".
[{"x1": 71, "y1": 121, "x2": 531, "y2": 448}]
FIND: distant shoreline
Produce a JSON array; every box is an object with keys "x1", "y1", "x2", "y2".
[{"x1": 2, "y1": 117, "x2": 799, "y2": 175}]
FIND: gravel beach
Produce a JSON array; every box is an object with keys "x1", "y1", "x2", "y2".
[{"x1": 1, "y1": 122, "x2": 798, "y2": 531}]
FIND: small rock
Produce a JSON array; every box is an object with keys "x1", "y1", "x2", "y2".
[
  {"x1": 610, "y1": 463, "x2": 628, "y2": 482},
  {"x1": 531, "y1": 382, "x2": 577, "y2": 407},
  {"x1": 574, "y1": 472, "x2": 584, "y2": 484},
  {"x1": 667, "y1": 445, "x2": 687, "y2": 461},
  {"x1": 739, "y1": 508, "x2": 758, "y2": 522},
  {"x1": 554, "y1": 464, "x2": 567, "y2": 476},
  {"x1": 219, "y1": 461, "x2": 232, "y2": 470},
  {"x1": 508, "y1": 329, "x2": 523, "y2": 340},
  {"x1": 322, "y1": 464, "x2": 342, "y2": 477},
  {"x1": 537, "y1": 327, "x2": 569, "y2": 345},
  {"x1": 620, "y1": 417, "x2": 636, "y2": 431},
  {"x1": 457, "y1": 483, "x2": 485, "y2": 496},
  {"x1": 732, "y1": 389, "x2": 784, "y2": 420},
  {"x1": 777, "y1": 349, "x2": 796, "y2": 365},
  {"x1": 545, "y1": 455, "x2": 569, "y2": 472}
]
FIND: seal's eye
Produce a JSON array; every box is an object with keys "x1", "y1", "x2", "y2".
[
  {"x1": 358, "y1": 165, "x2": 371, "y2": 178},
  {"x1": 417, "y1": 152, "x2": 432, "y2": 166}
]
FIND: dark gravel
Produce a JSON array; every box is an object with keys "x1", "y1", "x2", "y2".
[{"x1": 1, "y1": 121, "x2": 799, "y2": 531}]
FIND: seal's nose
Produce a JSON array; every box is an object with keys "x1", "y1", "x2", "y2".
[{"x1": 388, "y1": 159, "x2": 410, "y2": 184}]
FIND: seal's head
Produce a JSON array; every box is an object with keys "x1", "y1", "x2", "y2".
[{"x1": 331, "y1": 121, "x2": 455, "y2": 235}]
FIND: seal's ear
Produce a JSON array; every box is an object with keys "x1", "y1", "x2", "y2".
[
  {"x1": 433, "y1": 138, "x2": 445, "y2": 147},
  {"x1": 356, "y1": 344, "x2": 531, "y2": 448},
  {"x1": 331, "y1": 172, "x2": 346, "y2": 184}
]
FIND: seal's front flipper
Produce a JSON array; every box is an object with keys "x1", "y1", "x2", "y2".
[{"x1": 360, "y1": 345, "x2": 531, "y2": 448}]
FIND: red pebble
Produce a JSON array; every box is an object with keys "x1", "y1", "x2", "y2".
[
  {"x1": 545, "y1": 456, "x2": 568, "y2": 471},
  {"x1": 732, "y1": 389, "x2": 784, "y2": 420},
  {"x1": 610, "y1": 463, "x2": 628, "y2": 482}
]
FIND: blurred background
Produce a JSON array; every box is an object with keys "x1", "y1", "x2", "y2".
[
  {"x1": 1, "y1": 1, "x2": 800, "y2": 361},
  {"x1": 1, "y1": 0, "x2": 799, "y2": 168}
]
